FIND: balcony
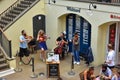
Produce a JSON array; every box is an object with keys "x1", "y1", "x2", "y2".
[{"x1": 74, "y1": 0, "x2": 120, "y2": 6}]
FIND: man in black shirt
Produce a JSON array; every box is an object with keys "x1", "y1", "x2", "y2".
[{"x1": 56, "y1": 32, "x2": 68, "y2": 59}]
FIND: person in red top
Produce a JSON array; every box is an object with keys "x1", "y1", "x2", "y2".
[{"x1": 37, "y1": 30, "x2": 48, "y2": 62}]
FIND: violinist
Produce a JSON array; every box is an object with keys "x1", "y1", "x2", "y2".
[
  {"x1": 19, "y1": 30, "x2": 31, "y2": 63},
  {"x1": 37, "y1": 29, "x2": 48, "y2": 62},
  {"x1": 56, "y1": 32, "x2": 68, "y2": 60}
]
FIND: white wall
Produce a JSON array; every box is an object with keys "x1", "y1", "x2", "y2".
[{"x1": 45, "y1": 0, "x2": 120, "y2": 66}]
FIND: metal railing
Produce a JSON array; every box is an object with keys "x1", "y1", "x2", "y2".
[
  {"x1": 0, "y1": 29, "x2": 12, "y2": 58},
  {"x1": 0, "y1": 0, "x2": 40, "y2": 30},
  {"x1": 0, "y1": 0, "x2": 21, "y2": 27}
]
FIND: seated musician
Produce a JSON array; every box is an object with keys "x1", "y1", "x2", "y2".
[{"x1": 55, "y1": 32, "x2": 68, "y2": 60}]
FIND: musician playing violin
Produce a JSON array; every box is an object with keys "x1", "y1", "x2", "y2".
[
  {"x1": 56, "y1": 32, "x2": 68, "y2": 60},
  {"x1": 37, "y1": 29, "x2": 48, "y2": 62},
  {"x1": 19, "y1": 30, "x2": 31, "y2": 62}
]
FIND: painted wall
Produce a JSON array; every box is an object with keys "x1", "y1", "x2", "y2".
[
  {"x1": 4, "y1": 0, "x2": 45, "y2": 56},
  {"x1": 2, "y1": 0, "x2": 120, "y2": 66},
  {"x1": 0, "y1": 0, "x2": 17, "y2": 14},
  {"x1": 45, "y1": 0, "x2": 120, "y2": 66}
]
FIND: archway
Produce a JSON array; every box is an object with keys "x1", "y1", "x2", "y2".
[
  {"x1": 58, "y1": 13, "x2": 92, "y2": 54},
  {"x1": 98, "y1": 22, "x2": 120, "y2": 64}
]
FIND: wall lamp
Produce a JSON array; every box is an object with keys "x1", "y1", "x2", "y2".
[
  {"x1": 52, "y1": 0, "x2": 56, "y2": 3},
  {"x1": 89, "y1": 3, "x2": 97, "y2": 10},
  {"x1": 48, "y1": 0, "x2": 56, "y2": 4},
  {"x1": 86, "y1": 3, "x2": 97, "y2": 16}
]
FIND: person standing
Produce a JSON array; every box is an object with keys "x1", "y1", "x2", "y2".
[
  {"x1": 72, "y1": 32, "x2": 80, "y2": 65},
  {"x1": 105, "y1": 43, "x2": 115, "y2": 69},
  {"x1": 19, "y1": 30, "x2": 31, "y2": 63},
  {"x1": 37, "y1": 30, "x2": 48, "y2": 62},
  {"x1": 56, "y1": 32, "x2": 68, "y2": 60}
]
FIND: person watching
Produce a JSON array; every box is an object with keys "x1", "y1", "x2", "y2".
[
  {"x1": 105, "y1": 43, "x2": 115, "y2": 70},
  {"x1": 80, "y1": 66, "x2": 95, "y2": 80},
  {"x1": 99, "y1": 64, "x2": 112, "y2": 80}
]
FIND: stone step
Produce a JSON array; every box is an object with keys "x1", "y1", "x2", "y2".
[
  {"x1": 0, "y1": 68, "x2": 15, "y2": 77},
  {"x1": 5, "y1": 13, "x2": 17, "y2": 18},
  {"x1": 17, "y1": 4, "x2": 28, "y2": 8},
  {"x1": 0, "y1": 63, "x2": 9, "y2": 71},
  {"x1": 13, "y1": 6, "x2": 25, "y2": 12},
  {"x1": 0, "y1": 58, "x2": 6, "y2": 64},
  {"x1": 1, "y1": 17, "x2": 12, "y2": 22},
  {"x1": 0, "y1": 25, "x2": 4, "y2": 29},
  {"x1": 9, "y1": 10, "x2": 21, "y2": 15},
  {"x1": 0, "y1": 20, "x2": 8, "y2": 25},
  {"x1": 20, "y1": 1, "x2": 33, "y2": 5}
]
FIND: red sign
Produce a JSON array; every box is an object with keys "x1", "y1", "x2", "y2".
[
  {"x1": 109, "y1": 23, "x2": 116, "y2": 48},
  {"x1": 110, "y1": 14, "x2": 120, "y2": 19}
]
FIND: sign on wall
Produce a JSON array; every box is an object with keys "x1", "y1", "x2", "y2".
[
  {"x1": 80, "y1": 18, "x2": 91, "y2": 54},
  {"x1": 109, "y1": 23, "x2": 116, "y2": 48}
]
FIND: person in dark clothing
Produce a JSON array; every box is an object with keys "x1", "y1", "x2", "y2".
[
  {"x1": 56, "y1": 32, "x2": 68, "y2": 59},
  {"x1": 86, "y1": 47, "x2": 94, "y2": 66}
]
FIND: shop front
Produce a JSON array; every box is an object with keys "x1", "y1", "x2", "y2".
[
  {"x1": 66, "y1": 14, "x2": 91, "y2": 55},
  {"x1": 45, "y1": 0, "x2": 120, "y2": 66},
  {"x1": 107, "y1": 22, "x2": 120, "y2": 64}
]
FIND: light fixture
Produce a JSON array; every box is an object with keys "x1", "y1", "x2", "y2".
[
  {"x1": 38, "y1": 16, "x2": 41, "y2": 20},
  {"x1": 52, "y1": 0, "x2": 56, "y2": 3},
  {"x1": 89, "y1": 3, "x2": 97, "y2": 10},
  {"x1": 86, "y1": 3, "x2": 97, "y2": 16}
]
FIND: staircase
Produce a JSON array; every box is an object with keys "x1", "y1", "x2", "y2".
[
  {"x1": 0, "y1": 49, "x2": 15, "y2": 77},
  {"x1": 0, "y1": 0, "x2": 40, "y2": 30},
  {"x1": 0, "y1": 49, "x2": 9, "y2": 71}
]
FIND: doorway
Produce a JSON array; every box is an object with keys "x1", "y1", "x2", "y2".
[
  {"x1": 33, "y1": 14, "x2": 46, "y2": 49},
  {"x1": 108, "y1": 22, "x2": 120, "y2": 64},
  {"x1": 66, "y1": 14, "x2": 91, "y2": 54},
  {"x1": 33, "y1": 14, "x2": 46, "y2": 39}
]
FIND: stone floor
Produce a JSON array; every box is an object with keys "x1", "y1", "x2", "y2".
[{"x1": 2, "y1": 50, "x2": 101, "y2": 80}]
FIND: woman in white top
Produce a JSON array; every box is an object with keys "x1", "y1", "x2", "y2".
[{"x1": 105, "y1": 43, "x2": 115, "y2": 69}]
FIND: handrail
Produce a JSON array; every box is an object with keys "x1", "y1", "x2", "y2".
[
  {"x1": 0, "y1": 28, "x2": 12, "y2": 58},
  {"x1": 0, "y1": 28, "x2": 10, "y2": 41},
  {"x1": 0, "y1": 45, "x2": 15, "y2": 61}
]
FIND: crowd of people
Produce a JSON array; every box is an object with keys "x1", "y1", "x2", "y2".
[
  {"x1": 80, "y1": 64, "x2": 120, "y2": 80},
  {"x1": 18, "y1": 29, "x2": 120, "y2": 80},
  {"x1": 79, "y1": 43, "x2": 120, "y2": 80}
]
